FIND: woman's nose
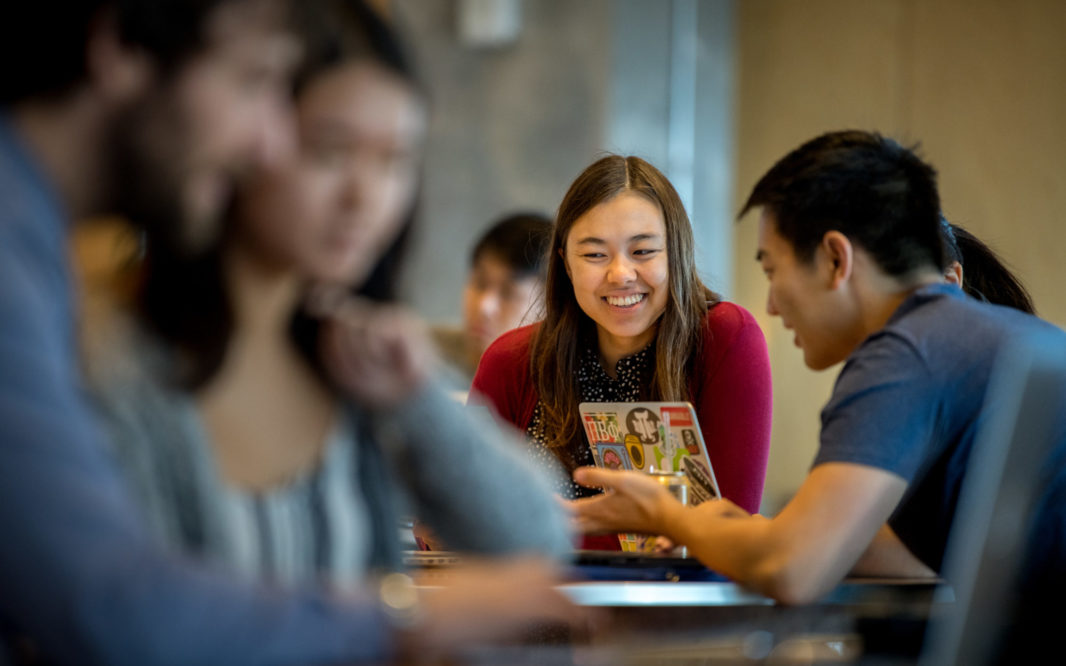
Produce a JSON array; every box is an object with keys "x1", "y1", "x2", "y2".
[{"x1": 606, "y1": 255, "x2": 636, "y2": 284}]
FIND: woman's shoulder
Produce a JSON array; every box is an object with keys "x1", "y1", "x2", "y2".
[
  {"x1": 471, "y1": 323, "x2": 539, "y2": 403},
  {"x1": 703, "y1": 300, "x2": 761, "y2": 335},
  {"x1": 695, "y1": 301, "x2": 768, "y2": 365},
  {"x1": 481, "y1": 322, "x2": 539, "y2": 365}
]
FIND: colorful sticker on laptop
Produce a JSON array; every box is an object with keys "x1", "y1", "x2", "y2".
[
  {"x1": 618, "y1": 532, "x2": 644, "y2": 553},
  {"x1": 661, "y1": 429, "x2": 690, "y2": 471},
  {"x1": 596, "y1": 443, "x2": 632, "y2": 471},
  {"x1": 660, "y1": 405, "x2": 694, "y2": 429},
  {"x1": 682, "y1": 456, "x2": 718, "y2": 504},
  {"x1": 583, "y1": 412, "x2": 622, "y2": 443},
  {"x1": 624, "y1": 434, "x2": 646, "y2": 469},
  {"x1": 625, "y1": 407, "x2": 661, "y2": 445},
  {"x1": 681, "y1": 429, "x2": 700, "y2": 454}
]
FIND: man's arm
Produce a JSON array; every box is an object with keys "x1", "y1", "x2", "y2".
[
  {"x1": 573, "y1": 462, "x2": 907, "y2": 604},
  {"x1": 850, "y1": 524, "x2": 937, "y2": 578}
]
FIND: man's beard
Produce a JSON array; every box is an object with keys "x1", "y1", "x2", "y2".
[{"x1": 105, "y1": 94, "x2": 226, "y2": 262}]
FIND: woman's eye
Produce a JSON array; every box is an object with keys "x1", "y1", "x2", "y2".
[{"x1": 302, "y1": 138, "x2": 352, "y2": 166}]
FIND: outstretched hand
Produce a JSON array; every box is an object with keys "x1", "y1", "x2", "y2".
[
  {"x1": 567, "y1": 467, "x2": 684, "y2": 536},
  {"x1": 309, "y1": 287, "x2": 437, "y2": 410}
]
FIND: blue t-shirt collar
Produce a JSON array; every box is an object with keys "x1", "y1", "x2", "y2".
[{"x1": 886, "y1": 282, "x2": 963, "y2": 327}]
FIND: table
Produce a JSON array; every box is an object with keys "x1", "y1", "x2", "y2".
[{"x1": 408, "y1": 552, "x2": 950, "y2": 664}]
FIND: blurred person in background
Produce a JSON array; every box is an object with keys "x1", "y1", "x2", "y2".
[
  {"x1": 433, "y1": 211, "x2": 552, "y2": 383},
  {"x1": 87, "y1": 0, "x2": 570, "y2": 588},
  {"x1": 471, "y1": 155, "x2": 773, "y2": 550},
  {"x1": 0, "y1": 1, "x2": 578, "y2": 663},
  {"x1": 939, "y1": 217, "x2": 1036, "y2": 314}
]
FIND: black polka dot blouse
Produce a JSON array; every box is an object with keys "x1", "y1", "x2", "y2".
[{"x1": 524, "y1": 343, "x2": 654, "y2": 499}]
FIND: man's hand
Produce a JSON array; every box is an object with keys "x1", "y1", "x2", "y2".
[
  {"x1": 568, "y1": 467, "x2": 683, "y2": 536},
  {"x1": 569, "y1": 467, "x2": 752, "y2": 542}
]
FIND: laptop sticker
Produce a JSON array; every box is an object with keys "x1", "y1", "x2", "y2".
[
  {"x1": 582, "y1": 412, "x2": 622, "y2": 444},
  {"x1": 624, "y1": 434, "x2": 646, "y2": 469},
  {"x1": 625, "y1": 407, "x2": 661, "y2": 445}
]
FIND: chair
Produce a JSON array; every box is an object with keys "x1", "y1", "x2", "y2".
[{"x1": 920, "y1": 329, "x2": 1066, "y2": 665}]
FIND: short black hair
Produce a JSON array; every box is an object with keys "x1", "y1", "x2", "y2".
[
  {"x1": 0, "y1": 0, "x2": 256, "y2": 105},
  {"x1": 740, "y1": 130, "x2": 945, "y2": 277},
  {"x1": 471, "y1": 212, "x2": 553, "y2": 280}
]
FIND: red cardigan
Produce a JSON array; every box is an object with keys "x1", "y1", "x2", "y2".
[{"x1": 470, "y1": 301, "x2": 773, "y2": 514}]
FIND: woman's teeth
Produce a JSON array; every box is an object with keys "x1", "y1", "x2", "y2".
[{"x1": 606, "y1": 294, "x2": 645, "y2": 307}]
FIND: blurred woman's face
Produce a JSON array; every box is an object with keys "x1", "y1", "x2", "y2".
[{"x1": 235, "y1": 61, "x2": 425, "y2": 284}]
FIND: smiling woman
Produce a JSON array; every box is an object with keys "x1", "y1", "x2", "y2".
[{"x1": 471, "y1": 155, "x2": 774, "y2": 546}]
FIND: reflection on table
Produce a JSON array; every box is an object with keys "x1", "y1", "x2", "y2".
[{"x1": 405, "y1": 551, "x2": 950, "y2": 664}]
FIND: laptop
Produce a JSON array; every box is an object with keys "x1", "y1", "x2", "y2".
[
  {"x1": 578, "y1": 401, "x2": 721, "y2": 553},
  {"x1": 579, "y1": 401, "x2": 721, "y2": 503}
]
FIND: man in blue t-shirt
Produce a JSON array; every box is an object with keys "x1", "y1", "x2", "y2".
[{"x1": 571, "y1": 130, "x2": 1065, "y2": 649}]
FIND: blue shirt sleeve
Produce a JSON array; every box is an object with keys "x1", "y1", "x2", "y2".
[{"x1": 814, "y1": 330, "x2": 939, "y2": 482}]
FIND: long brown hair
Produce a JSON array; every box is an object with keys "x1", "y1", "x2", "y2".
[{"x1": 529, "y1": 155, "x2": 718, "y2": 466}]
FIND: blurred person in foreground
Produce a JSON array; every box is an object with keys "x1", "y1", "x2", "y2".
[
  {"x1": 570, "y1": 131, "x2": 1066, "y2": 659},
  {"x1": 86, "y1": 0, "x2": 569, "y2": 587},
  {"x1": 0, "y1": 1, "x2": 578, "y2": 664},
  {"x1": 432, "y1": 212, "x2": 553, "y2": 383}
]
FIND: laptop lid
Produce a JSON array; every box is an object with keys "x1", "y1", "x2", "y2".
[{"x1": 578, "y1": 401, "x2": 721, "y2": 504}]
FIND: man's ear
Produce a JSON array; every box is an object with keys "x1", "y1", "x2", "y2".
[
  {"x1": 86, "y1": 8, "x2": 153, "y2": 103},
  {"x1": 821, "y1": 231, "x2": 853, "y2": 289}
]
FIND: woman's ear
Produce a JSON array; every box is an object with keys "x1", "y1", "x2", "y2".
[
  {"x1": 559, "y1": 246, "x2": 572, "y2": 280},
  {"x1": 820, "y1": 231, "x2": 853, "y2": 289},
  {"x1": 944, "y1": 261, "x2": 964, "y2": 287}
]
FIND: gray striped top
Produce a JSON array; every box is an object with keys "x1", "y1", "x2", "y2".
[
  {"x1": 86, "y1": 319, "x2": 573, "y2": 588},
  {"x1": 93, "y1": 373, "x2": 373, "y2": 587},
  {"x1": 169, "y1": 403, "x2": 368, "y2": 586}
]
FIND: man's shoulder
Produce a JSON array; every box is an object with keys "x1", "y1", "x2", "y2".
[{"x1": 882, "y1": 287, "x2": 1063, "y2": 365}]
